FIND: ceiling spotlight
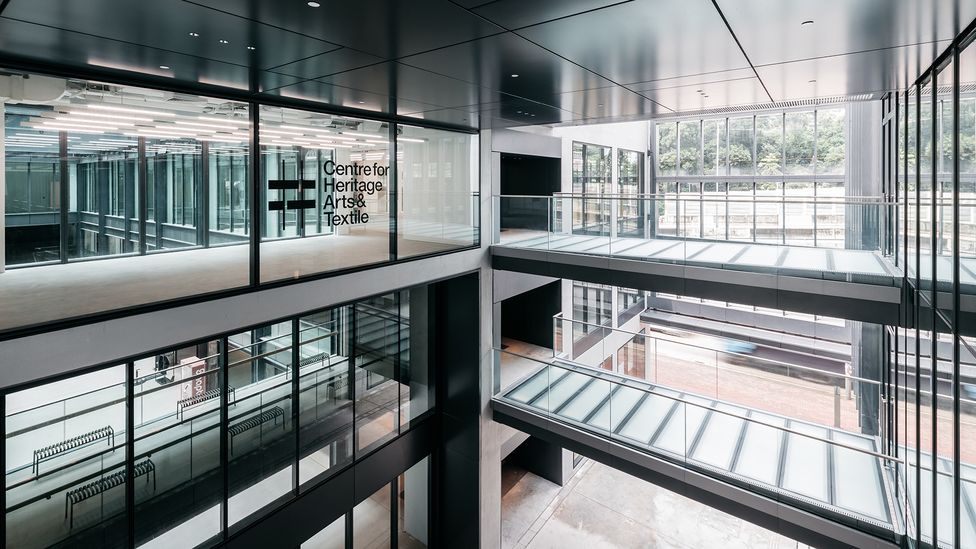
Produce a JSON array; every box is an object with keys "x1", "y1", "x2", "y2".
[
  {"x1": 189, "y1": 32, "x2": 199, "y2": 37},
  {"x1": 510, "y1": 74, "x2": 519, "y2": 78},
  {"x1": 801, "y1": 20, "x2": 814, "y2": 26},
  {"x1": 159, "y1": 65, "x2": 170, "y2": 70},
  {"x1": 307, "y1": 1, "x2": 320, "y2": 6},
  {"x1": 247, "y1": 46, "x2": 256, "y2": 51},
  {"x1": 219, "y1": 39, "x2": 229, "y2": 44}
]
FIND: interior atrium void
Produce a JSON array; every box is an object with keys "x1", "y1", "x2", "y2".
[{"x1": 1, "y1": 1, "x2": 976, "y2": 549}]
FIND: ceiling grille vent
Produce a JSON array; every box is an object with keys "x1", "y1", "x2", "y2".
[{"x1": 653, "y1": 93, "x2": 878, "y2": 120}]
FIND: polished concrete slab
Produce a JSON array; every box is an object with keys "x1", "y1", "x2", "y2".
[{"x1": 502, "y1": 460, "x2": 808, "y2": 549}]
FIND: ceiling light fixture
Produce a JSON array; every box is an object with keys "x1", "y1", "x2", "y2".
[
  {"x1": 801, "y1": 20, "x2": 814, "y2": 26},
  {"x1": 341, "y1": 131, "x2": 383, "y2": 139},
  {"x1": 219, "y1": 39, "x2": 229, "y2": 44},
  {"x1": 809, "y1": 79, "x2": 817, "y2": 83},
  {"x1": 189, "y1": 32, "x2": 200, "y2": 37},
  {"x1": 511, "y1": 74, "x2": 519, "y2": 78},
  {"x1": 247, "y1": 46, "x2": 256, "y2": 51},
  {"x1": 159, "y1": 65, "x2": 170, "y2": 70},
  {"x1": 89, "y1": 105, "x2": 176, "y2": 117},
  {"x1": 307, "y1": 1, "x2": 321, "y2": 6}
]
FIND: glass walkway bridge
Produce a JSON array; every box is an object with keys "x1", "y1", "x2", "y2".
[{"x1": 492, "y1": 349, "x2": 903, "y2": 546}]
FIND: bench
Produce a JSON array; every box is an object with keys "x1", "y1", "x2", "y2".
[
  {"x1": 64, "y1": 458, "x2": 155, "y2": 528},
  {"x1": 33, "y1": 426, "x2": 115, "y2": 475},
  {"x1": 177, "y1": 387, "x2": 235, "y2": 420},
  {"x1": 229, "y1": 406, "x2": 285, "y2": 454}
]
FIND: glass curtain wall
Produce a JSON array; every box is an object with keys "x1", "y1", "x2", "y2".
[
  {"x1": 617, "y1": 149, "x2": 645, "y2": 238},
  {"x1": 653, "y1": 108, "x2": 847, "y2": 247},
  {"x1": 888, "y1": 27, "x2": 976, "y2": 549},
  {"x1": 0, "y1": 71, "x2": 478, "y2": 333},
  {"x1": 2, "y1": 289, "x2": 432, "y2": 548}
]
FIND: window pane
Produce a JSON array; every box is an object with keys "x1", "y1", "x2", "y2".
[
  {"x1": 133, "y1": 342, "x2": 223, "y2": 547},
  {"x1": 656, "y1": 123, "x2": 676, "y2": 177},
  {"x1": 398, "y1": 457, "x2": 429, "y2": 548},
  {"x1": 755, "y1": 114, "x2": 783, "y2": 176},
  {"x1": 227, "y1": 321, "x2": 296, "y2": 529},
  {"x1": 784, "y1": 112, "x2": 815, "y2": 174},
  {"x1": 728, "y1": 117, "x2": 754, "y2": 176},
  {"x1": 816, "y1": 108, "x2": 846, "y2": 175},
  {"x1": 678, "y1": 120, "x2": 701, "y2": 176},
  {"x1": 396, "y1": 125, "x2": 478, "y2": 259},
  {"x1": 702, "y1": 118, "x2": 726, "y2": 176},
  {"x1": 302, "y1": 514, "x2": 346, "y2": 549},
  {"x1": 5, "y1": 366, "x2": 127, "y2": 549},
  {"x1": 260, "y1": 106, "x2": 390, "y2": 282},
  {"x1": 299, "y1": 308, "x2": 354, "y2": 486},
  {"x1": 355, "y1": 294, "x2": 401, "y2": 455},
  {"x1": 353, "y1": 484, "x2": 391, "y2": 549}
]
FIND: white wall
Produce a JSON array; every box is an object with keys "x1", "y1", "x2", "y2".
[{"x1": 551, "y1": 121, "x2": 650, "y2": 194}]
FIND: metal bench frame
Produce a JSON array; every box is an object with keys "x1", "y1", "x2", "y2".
[
  {"x1": 64, "y1": 458, "x2": 156, "y2": 528},
  {"x1": 229, "y1": 406, "x2": 285, "y2": 454},
  {"x1": 32, "y1": 426, "x2": 115, "y2": 475}
]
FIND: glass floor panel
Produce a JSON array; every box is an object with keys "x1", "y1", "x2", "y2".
[{"x1": 498, "y1": 360, "x2": 897, "y2": 533}]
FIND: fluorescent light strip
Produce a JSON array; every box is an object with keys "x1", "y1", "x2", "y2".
[
  {"x1": 364, "y1": 140, "x2": 387, "y2": 144},
  {"x1": 89, "y1": 104, "x2": 176, "y2": 117},
  {"x1": 54, "y1": 117, "x2": 134, "y2": 127},
  {"x1": 197, "y1": 115, "x2": 248, "y2": 126},
  {"x1": 68, "y1": 110, "x2": 153, "y2": 122},
  {"x1": 34, "y1": 124, "x2": 106, "y2": 134},
  {"x1": 197, "y1": 136, "x2": 246, "y2": 143},
  {"x1": 261, "y1": 128, "x2": 304, "y2": 136},
  {"x1": 176, "y1": 120, "x2": 244, "y2": 130},
  {"x1": 341, "y1": 131, "x2": 383, "y2": 139},
  {"x1": 398, "y1": 137, "x2": 425, "y2": 143}
]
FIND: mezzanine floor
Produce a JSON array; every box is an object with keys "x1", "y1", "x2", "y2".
[{"x1": 0, "y1": 220, "x2": 472, "y2": 332}]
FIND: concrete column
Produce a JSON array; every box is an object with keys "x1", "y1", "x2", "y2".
[{"x1": 0, "y1": 101, "x2": 5, "y2": 273}]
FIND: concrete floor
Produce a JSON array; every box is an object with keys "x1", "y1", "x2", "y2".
[{"x1": 501, "y1": 460, "x2": 809, "y2": 549}]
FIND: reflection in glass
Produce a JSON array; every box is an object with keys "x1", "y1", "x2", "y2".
[
  {"x1": 396, "y1": 125, "x2": 478, "y2": 259},
  {"x1": 260, "y1": 106, "x2": 390, "y2": 282},
  {"x1": 4, "y1": 366, "x2": 127, "y2": 548},
  {"x1": 299, "y1": 308, "x2": 354, "y2": 486},
  {"x1": 226, "y1": 321, "x2": 296, "y2": 529}
]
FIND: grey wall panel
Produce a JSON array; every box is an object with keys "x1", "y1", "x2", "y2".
[{"x1": 491, "y1": 128, "x2": 562, "y2": 157}]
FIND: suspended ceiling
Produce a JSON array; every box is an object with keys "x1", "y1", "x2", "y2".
[{"x1": 0, "y1": 0, "x2": 971, "y2": 129}]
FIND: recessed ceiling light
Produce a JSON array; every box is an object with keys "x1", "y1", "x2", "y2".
[
  {"x1": 307, "y1": 1, "x2": 321, "y2": 6},
  {"x1": 801, "y1": 20, "x2": 814, "y2": 26},
  {"x1": 159, "y1": 65, "x2": 170, "y2": 70},
  {"x1": 189, "y1": 32, "x2": 199, "y2": 37},
  {"x1": 510, "y1": 74, "x2": 519, "y2": 78},
  {"x1": 247, "y1": 46, "x2": 256, "y2": 51},
  {"x1": 358, "y1": 101, "x2": 365, "y2": 104},
  {"x1": 219, "y1": 39, "x2": 229, "y2": 44}
]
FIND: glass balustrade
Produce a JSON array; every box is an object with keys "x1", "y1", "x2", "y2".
[
  {"x1": 492, "y1": 348, "x2": 901, "y2": 537},
  {"x1": 495, "y1": 194, "x2": 902, "y2": 282}
]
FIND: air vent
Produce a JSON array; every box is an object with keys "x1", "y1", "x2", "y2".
[{"x1": 654, "y1": 93, "x2": 878, "y2": 120}]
